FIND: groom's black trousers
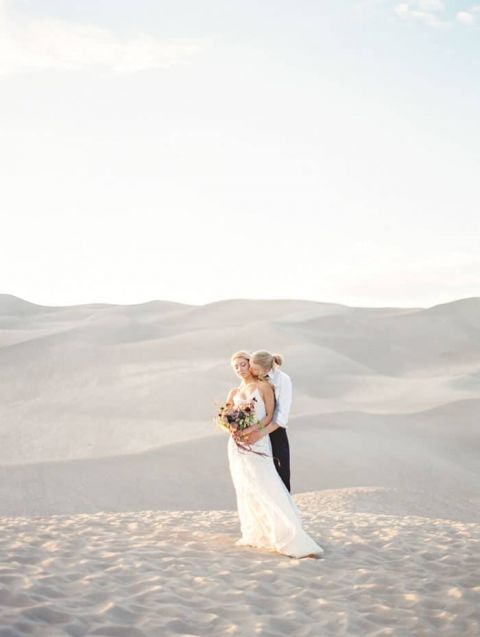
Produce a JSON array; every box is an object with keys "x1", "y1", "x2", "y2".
[{"x1": 269, "y1": 426, "x2": 291, "y2": 492}]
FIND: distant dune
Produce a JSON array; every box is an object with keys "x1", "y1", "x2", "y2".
[
  {"x1": 1, "y1": 294, "x2": 480, "y2": 636},
  {"x1": 0, "y1": 293, "x2": 479, "y2": 516}
]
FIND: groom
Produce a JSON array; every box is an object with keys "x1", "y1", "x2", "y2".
[{"x1": 244, "y1": 351, "x2": 293, "y2": 492}]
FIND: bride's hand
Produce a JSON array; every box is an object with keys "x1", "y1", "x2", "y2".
[
  {"x1": 238, "y1": 425, "x2": 263, "y2": 444},
  {"x1": 233, "y1": 430, "x2": 251, "y2": 444},
  {"x1": 244, "y1": 430, "x2": 264, "y2": 445},
  {"x1": 240, "y1": 425, "x2": 256, "y2": 436},
  {"x1": 230, "y1": 426, "x2": 245, "y2": 439}
]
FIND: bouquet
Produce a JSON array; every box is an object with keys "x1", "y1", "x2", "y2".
[{"x1": 215, "y1": 396, "x2": 269, "y2": 457}]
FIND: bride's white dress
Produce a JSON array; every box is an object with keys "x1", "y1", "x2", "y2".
[{"x1": 227, "y1": 387, "x2": 324, "y2": 558}]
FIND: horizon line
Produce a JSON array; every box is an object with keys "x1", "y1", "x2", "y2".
[{"x1": 1, "y1": 292, "x2": 479, "y2": 312}]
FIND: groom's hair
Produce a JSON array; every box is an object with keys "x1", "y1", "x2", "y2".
[{"x1": 251, "y1": 350, "x2": 283, "y2": 370}]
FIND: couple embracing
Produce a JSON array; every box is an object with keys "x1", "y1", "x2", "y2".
[{"x1": 225, "y1": 350, "x2": 324, "y2": 559}]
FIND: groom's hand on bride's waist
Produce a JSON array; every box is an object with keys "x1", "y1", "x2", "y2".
[
  {"x1": 235, "y1": 425, "x2": 258, "y2": 444},
  {"x1": 243, "y1": 429, "x2": 264, "y2": 444},
  {"x1": 238, "y1": 422, "x2": 280, "y2": 443},
  {"x1": 244, "y1": 423, "x2": 276, "y2": 444},
  {"x1": 247, "y1": 422, "x2": 281, "y2": 442},
  {"x1": 233, "y1": 425, "x2": 254, "y2": 440}
]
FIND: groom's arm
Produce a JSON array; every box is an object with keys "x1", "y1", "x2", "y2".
[
  {"x1": 242, "y1": 419, "x2": 279, "y2": 442},
  {"x1": 258, "y1": 421, "x2": 280, "y2": 435}
]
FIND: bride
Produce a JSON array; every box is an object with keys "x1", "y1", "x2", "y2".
[{"x1": 225, "y1": 350, "x2": 324, "y2": 559}]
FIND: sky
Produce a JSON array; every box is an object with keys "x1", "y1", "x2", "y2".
[{"x1": 0, "y1": 0, "x2": 479, "y2": 308}]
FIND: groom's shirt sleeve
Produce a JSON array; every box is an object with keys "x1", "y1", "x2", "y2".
[{"x1": 275, "y1": 374, "x2": 293, "y2": 428}]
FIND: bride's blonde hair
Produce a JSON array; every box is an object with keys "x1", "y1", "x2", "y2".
[
  {"x1": 250, "y1": 350, "x2": 283, "y2": 379},
  {"x1": 230, "y1": 350, "x2": 251, "y2": 365}
]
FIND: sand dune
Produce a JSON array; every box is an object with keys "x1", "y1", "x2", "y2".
[
  {"x1": 1, "y1": 294, "x2": 480, "y2": 635},
  {"x1": 0, "y1": 294, "x2": 479, "y2": 513},
  {"x1": 1, "y1": 401, "x2": 479, "y2": 521},
  {"x1": 1, "y1": 294, "x2": 480, "y2": 468}
]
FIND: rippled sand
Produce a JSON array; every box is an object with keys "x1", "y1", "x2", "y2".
[{"x1": 1, "y1": 489, "x2": 479, "y2": 637}]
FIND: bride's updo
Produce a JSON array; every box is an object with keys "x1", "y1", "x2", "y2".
[{"x1": 250, "y1": 350, "x2": 283, "y2": 374}]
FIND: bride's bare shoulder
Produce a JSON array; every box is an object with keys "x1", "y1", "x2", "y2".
[{"x1": 257, "y1": 380, "x2": 274, "y2": 396}]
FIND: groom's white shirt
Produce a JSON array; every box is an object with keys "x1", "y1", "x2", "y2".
[{"x1": 266, "y1": 368, "x2": 293, "y2": 429}]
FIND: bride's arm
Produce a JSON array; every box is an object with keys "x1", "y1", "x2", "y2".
[
  {"x1": 224, "y1": 388, "x2": 237, "y2": 433},
  {"x1": 225, "y1": 387, "x2": 237, "y2": 406}
]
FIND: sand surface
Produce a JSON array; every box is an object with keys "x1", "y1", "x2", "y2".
[
  {"x1": 1, "y1": 295, "x2": 480, "y2": 635},
  {"x1": 1, "y1": 490, "x2": 479, "y2": 637}
]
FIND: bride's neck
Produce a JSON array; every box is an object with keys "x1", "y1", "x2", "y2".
[{"x1": 241, "y1": 373, "x2": 255, "y2": 385}]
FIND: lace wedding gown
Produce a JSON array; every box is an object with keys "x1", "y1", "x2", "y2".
[{"x1": 227, "y1": 387, "x2": 324, "y2": 558}]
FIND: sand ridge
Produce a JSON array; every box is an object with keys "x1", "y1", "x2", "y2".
[{"x1": 1, "y1": 490, "x2": 479, "y2": 637}]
